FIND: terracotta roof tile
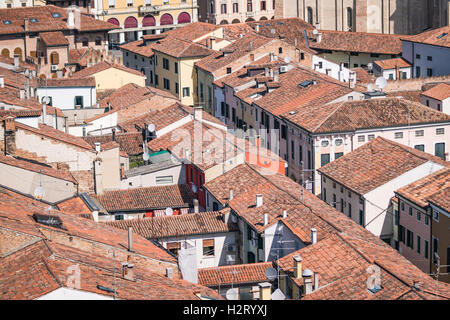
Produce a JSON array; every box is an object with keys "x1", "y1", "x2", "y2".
[
  {"x1": 92, "y1": 184, "x2": 194, "y2": 212},
  {"x1": 318, "y1": 137, "x2": 448, "y2": 195},
  {"x1": 39, "y1": 31, "x2": 68, "y2": 46},
  {"x1": 57, "y1": 196, "x2": 92, "y2": 215},
  {"x1": 71, "y1": 61, "x2": 145, "y2": 79},
  {"x1": 427, "y1": 185, "x2": 450, "y2": 212},
  {"x1": 83, "y1": 132, "x2": 143, "y2": 155},
  {"x1": 198, "y1": 262, "x2": 272, "y2": 286},
  {"x1": 421, "y1": 83, "x2": 450, "y2": 101},
  {"x1": 120, "y1": 39, "x2": 156, "y2": 58},
  {"x1": 151, "y1": 38, "x2": 216, "y2": 58},
  {"x1": 403, "y1": 26, "x2": 450, "y2": 48},
  {"x1": 374, "y1": 57, "x2": 411, "y2": 70},
  {"x1": 38, "y1": 77, "x2": 95, "y2": 87}
]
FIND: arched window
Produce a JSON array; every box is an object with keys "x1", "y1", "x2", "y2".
[
  {"x1": 107, "y1": 17, "x2": 120, "y2": 26},
  {"x1": 142, "y1": 15, "x2": 156, "y2": 27},
  {"x1": 245, "y1": 17, "x2": 255, "y2": 22},
  {"x1": 160, "y1": 13, "x2": 173, "y2": 25},
  {"x1": 232, "y1": 19, "x2": 240, "y2": 24},
  {"x1": 13, "y1": 47, "x2": 22, "y2": 60},
  {"x1": 1, "y1": 48, "x2": 9, "y2": 58},
  {"x1": 307, "y1": 7, "x2": 313, "y2": 25},
  {"x1": 220, "y1": 20, "x2": 229, "y2": 25},
  {"x1": 259, "y1": 16, "x2": 268, "y2": 20},
  {"x1": 347, "y1": 7, "x2": 353, "y2": 31},
  {"x1": 177, "y1": 12, "x2": 191, "y2": 24},
  {"x1": 50, "y1": 52, "x2": 59, "y2": 65},
  {"x1": 124, "y1": 16, "x2": 138, "y2": 28}
]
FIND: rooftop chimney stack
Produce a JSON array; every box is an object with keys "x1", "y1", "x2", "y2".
[
  {"x1": 94, "y1": 142, "x2": 101, "y2": 153},
  {"x1": 122, "y1": 262, "x2": 135, "y2": 281},
  {"x1": 42, "y1": 103, "x2": 47, "y2": 124},
  {"x1": 314, "y1": 272, "x2": 319, "y2": 291},
  {"x1": 282, "y1": 210, "x2": 287, "y2": 218},
  {"x1": 193, "y1": 198, "x2": 199, "y2": 213},
  {"x1": 68, "y1": 9, "x2": 75, "y2": 28},
  {"x1": 14, "y1": 55, "x2": 19, "y2": 70},
  {"x1": 303, "y1": 269, "x2": 313, "y2": 294},
  {"x1": 210, "y1": 37, "x2": 215, "y2": 49},
  {"x1": 92, "y1": 210, "x2": 99, "y2": 222},
  {"x1": 255, "y1": 24, "x2": 260, "y2": 32},
  {"x1": 258, "y1": 282, "x2": 272, "y2": 300},
  {"x1": 311, "y1": 228, "x2": 317, "y2": 244},
  {"x1": 128, "y1": 227, "x2": 133, "y2": 252},
  {"x1": 293, "y1": 255, "x2": 302, "y2": 279},
  {"x1": 317, "y1": 32, "x2": 322, "y2": 43},
  {"x1": 263, "y1": 213, "x2": 269, "y2": 226},
  {"x1": 19, "y1": 89, "x2": 25, "y2": 100},
  {"x1": 256, "y1": 194, "x2": 263, "y2": 207},
  {"x1": 193, "y1": 106, "x2": 202, "y2": 122},
  {"x1": 166, "y1": 267, "x2": 173, "y2": 279},
  {"x1": 0, "y1": 76, "x2": 4, "y2": 88},
  {"x1": 229, "y1": 189, "x2": 234, "y2": 201},
  {"x1": 269, "y1": 52, "x2": 274, "y2": 62}
]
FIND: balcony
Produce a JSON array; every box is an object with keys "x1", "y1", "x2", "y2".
[{"x1": 138, "y1": 5, "x2": 161, "y2": 15}]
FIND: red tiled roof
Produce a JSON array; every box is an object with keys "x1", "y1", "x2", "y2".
[
  {"x1": 67, "y1": 48, "x2": 88, "y2": 67},
  {"x1": 374, "y1": 57, "x2": 411, "y2": 70},
  {"x1": 318, "y1": 137, "x2": 448, "y2": 195},
  {"x1": 120, "y1": 39, "x2": 156, "y2": 58},
  {"x1": 92, "y1": 184, "x2": 194, "y2": 212},
  {"x1": 282, "y1": 97, "x2": 450, "y2": 134},
  {"x1": 198, "y1": 262, "x2": 272, "y2": 286},
  {"x1": 56, "y1": 196, "x2": 92, "y2": 215},
  {"x1": 151, "y1": 38, "x2": 216, "y2": 58},
  {"x1": 387, "y1": 90, "x2": 423, "y2": 103},
  {"x1": 307, "y1": 30, "x2": 406, "y2": 54},
  {"x1": 403, "y1": 26, "x2": 450, "y2": 48},
  {"x1": 0, "y1": 109, "x2": 41, "y2": 119},
  {"x1": 396, "y1": 167, "x2": 450, "y2": 208},
  {"x1": 0, "y1": 153, "x2": 76, "y2": 184},
  {"x1": 106, "y1": 209, "x2": 237, "y2": 239},
  {"x1": 38, "y1": 77, "x2": 95, "y2": 87},
  {"x1": 421, "y1": 83, "x2": 450, "y2": 101},
  {"x1": 39, "y1": 31, "x2": 68, "y2": 46},
  {"x1": 0, "y1": 55, "x2": 37, "y2": 72},
  {"x1": 83, "y1": 132, "x2": 143, "y2": 155},
  {"x1": 71, "y1": 61, "x2": 145, "y2": 79},
  {"x1": 427, "y1": 185, "x2": 450, "y2": 213},
  {"x1": 0, "y1": 5, "x2": 119, "y2": 35},
  {"x1": 16, "y1": 122, "x2": 94, "y2": 150}
]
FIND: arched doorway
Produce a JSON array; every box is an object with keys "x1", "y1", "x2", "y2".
[
  {"x1": 1, "y1": 48, "x2": 9, "y2": 58},
  {"x1": 160, "y1": 13, "x2": 173, "y2": 25},
  {"x1": 13, "y1": 47, "x2": 22, "y2": 60},
  {"x1": 142, "y1": 15, "x2": 156, "y2": 27},
  {"x1": 232, "y1": 19, "x2": 240, "y2": 24},
  {"x1": 259, "y1": 16, "x2": 268, "y2": 20},
  {"x1": 124, "y1": 16, "x2": 138, "y2": 28},
  {"x1": 220, "y1": 20, "x2": 229, "y2": 25},
  {"x1": 177, "y1": 12, "x2": 191, "y2": 24},
  {"x1": 107, "y1": 17, "x2": 120, "y2": 26}
]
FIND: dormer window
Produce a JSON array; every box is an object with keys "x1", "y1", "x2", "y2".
[{"x1": 3, "y1": 20, "x2": 11, "y2": 25}]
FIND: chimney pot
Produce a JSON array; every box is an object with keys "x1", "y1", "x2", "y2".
[
  {"x1": 0, "y1": 76, "x2": 4, "y2": 88},
  {"x1": 255, "y1": 24, "x2": 260, "y2": 32},
  {"x1": 293, "y1": 255, "x2": 302, "y2": 279},
  {"x1": 256, "y1": 194, "x2": 263, "y2": 207},
  {"x1": 166, "y1": 267, "x2": 173, "y2": 279},
  {"x1": 263, "y1": 213, "x2": 269, "y2": 226},
  {"x1": 193, "y1": 106, "x2": 202, "y2": 122},
  {"x1": 229, "y1": 189, "x2": 234, "y2": 200},
  {"x1": 94, "y1": 142, "x2": 101, "y2": 152},
  {"x1": 122, "y1": 262, "x2": 135, "y2": 281},
  {"x1": 302, "y1": 269, "x2": 313, "y2": 295},
  {"x1": 282, "y1": 210, "x2": 287, "y2": 218},
  {"x1": 128, "y1": 227, "x2": 133, "y2": 252},
  {"x1": 258, "y1": 282, "x2": 271, "y2": 300},
  {"x1": 92, "y1": 210, "x2": 99, "y2": 222},
  {"x1": 193, "y1": 198, "x2": 199, "y2": 213},
  {"x1": 314, "y1": 272, "x2": 319, "y2": 291},
  {"x1": 311, "y1": 228, "x2": 317, "y2": 244},
  {"x1": 19, "y1": 89, "x2": 25, "y2": 100},
  {"x1": 14, "y1": 55, "x2": 19, "y2": 69}
]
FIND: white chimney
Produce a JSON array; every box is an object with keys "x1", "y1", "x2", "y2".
[
  {"x1": 193, "y1": 198, "x2": 199, "y2": 213},
  {"x1": 19, "y1": 89, "x2": 25, "y2": 99},
  {"x1": 311, "y1": 228, "x2": 317, "y2": 244},
  {"x1": 92, "y1": 210, "x2": 99, "y2": 222},
  {"x1": 14, "y1": 55, "x2": 19, "y2": 69},
  {"x1": 256, "y1": 194, "x2": 263, "y2": 207},
  {"x1": 282, "y1": 210, "x2": 287, "y2": 218},
  {"x1": 255, "y1": 24, "x2": 260, "y2": 32},
  {"x1": 193, "y1": 106, "x2": 202, "y2": 122},
  {"x1": 263, "y1": 213, "x2": 269, "y2": 226},
  {"x1": 210, "y1": 37, "x2": 215, "y2": 49},
  {"x1": 0, "y1": 76, "x2": 4, "y2": 88},
  {"x1": 303, "y1": 269, "x2": 313, "y2": 294},
  {"x1": 128, "y1": 227, "x2": 133, "y2": 252},
  {"x1": 42, "y1": 103, "x2": 47, "y2": 124},
  {"x1": 317, "y1": 33, "x2": 322, "y2": 43},
  {"x1": 229, "y1": 189, "x2": 234, "y2": 200},
  {"x1": 269, "y1": 52, "x2": 274, "y2": 62},
  {"x1": 94, "y1": 142, "x2": 101, "y2": 153},
  {"x1": 314, "y1": 272, "x2": 319, "y2": 291},
  {"x1": 166, "y1": 267, "x2": 173, "y2": 279},
  {"x1": 68, "y1": 9, "x2": 75, "y2": 28}
]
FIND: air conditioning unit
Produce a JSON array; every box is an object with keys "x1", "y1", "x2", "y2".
[
  {"x1": 279, "y1": 65, "x2": 288, "y2": 73},
  {"x1": 51, "y1": 65, "x2": 58, "y2": 71}
]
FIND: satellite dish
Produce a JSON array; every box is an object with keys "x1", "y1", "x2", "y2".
[
  {"x1": 271, "y1": 288, "x2": 286, "y2": 300},
  {"x1": 165, "y1": 207, "x2": 173, "y2": 216},
  {"x1": 284, "y1": 56, "x2": 290, "y2": 63},
  {"x1": 142, "y1": 152, "x2": 149, "y2": 161},
  {"x1": 225, "y1": 288, "x2": 239, "y2": 300},
  {"x1": 42, "y1": 96, "x2": 50, "y2": 105},
  {"x1": 265, "y1": 267, "x2": 277, "y2": 281},
  {"x1": 33, "y1": 186, "x2": 45, "y2": 200},
  {"x1": 147, "y1": 123, "x2": 155, "y2": 132},
  {"x1": 313, "y1": 29, "x2": 319, "y2": 35},
  {"x1": 375, "y1": 76, "x2": 387, "y2": 90}
]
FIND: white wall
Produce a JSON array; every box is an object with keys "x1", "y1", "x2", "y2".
[
  {"x1": 403, "y1": 41, "x2": 450, "y2": 77},
  {"x1": 120, "y1": 164, "x2": 185, "y2": 189},
  {"x1": 312, "y1": 55, "x2": 356, "y2": 85},
  {"x1": 86, "y1": 112, "x2": 118, "y2": 135},
  {"x1": 37, "y1": 288, "x2": 113, "y2": 300},
  {"x1": 264, "y1": 221, "x2": 305, "y2": 262},
  {"x1": 36, "y1": 87, "x2": 96, "y2": 110}
]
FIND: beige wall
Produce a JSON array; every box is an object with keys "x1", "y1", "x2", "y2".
[
  {"x1": 99, "y1": 147, "x2": 121, "y2": 191},
  {"x1": 92, "y1": 67, "x2": 146, "y2": 91}
]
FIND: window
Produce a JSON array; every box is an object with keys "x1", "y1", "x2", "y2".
[
  {"x1": 401, "y1": 201, "x2": 404, "y2": 211},
  {"x1": 291, "y1": 141, "x2": 294, "y2": 159},
  {"x1": 322, "y1": 188, "x2": 327, "y2": 202},
  {"x1": 346, "y1": 7, "x2": 353, "y2": 30},
  {"x1": 182, "y1": 87, "x2": 190, "y2": 97},
  {"x1": 281, "y1": 125, "x2": 287, "y2": 139},
  {"x1": 414, "y1": 144, "x2": 424, "y2": 152},
  {"x1": 226, "y1": 67, "x2": 231, "y2": 74},
  {"x1": 350, "y1": 52, "x2": 359, "y2": 56},
  {"x1": 307, "y1": 151, "x2": 311, "y2": 169},
  {"x1": 417, "y1": 235, "x2": 421, "y2": 254},
  {"x1": 163, "y1": 78, "x2": 170, "y2": 90},
  {"x1": 278, "y1": 47, "x2": 283, "y2": 54},
  {"x1": 416, "y1": 54, "x2": 421, "y2": 59},
  {"x1": 74, "y1": 96, "x2": 85, "y2": 108},
  {"x1": 370, "y1": 53, "x2": 379, "y2": 58},
  {"x1": 357, "y1": 135, "x2": 365, "y2": 143},
  {"x1": 202, "y1": 239, "x2": 214, "y2": 256},
  {"x1": 424, "y1": 240, "x2": 429, "y2": 259},
  {"x1": 425, "y1": 214, "x2": 429, "y2": 226},
  {"x1": 82, "y1": 38, "x2": 88, "y2": 47},
  {"x1": 368, "y1": 134, "x2": 375, "y2": 141},
  {"x1": 333, "y1": 182, "x2": 336, "y2": 189},
  {"x1": 394, "y1": 209, "x2": 399, "y2": 225},
  {"x1": 416, "y1": 66, "x2": 421, "y2": 77},
  {"x1": 155, "y1": 74, "x2": 159, "y2": 86},
  {"x1": 163, "y1": 58, "x2": 169, "y2": 70},
  {"x1": 247, "y1": 0, "x2": 252, "y2": 12},
  {"x1": 321, "y1": 140, "x2": 329, "y2": 147},
  {"x1": 427, "y1": 68, "x2": 433, "y2": 77},
  {"x1": 321, "y1": 154, "x2": 330, "y2": 166},
  {"x1": 50, "y1": 52, "x2": 59, "y2": 65},
  {"x1": 340, "y1": 199, "x2": 344, "y2": 212},
  {"x1": 174, "y1": 62, "x2": 178, "y2": 74},
  {"x1": 213, "y1": 202, "x2": 219, "y2": 211},
  {"x1": 409, "y1": 207, "x2": 413, "y2": 216},
  {"x1": 335, "y1": 152, "x2": 343, "y2": 160},
  {"x1": 388, "y1": 74, "x2": 394, "y2": 80},
  {"x1": 437, "y1": 104, "x2": 441, "y2": 111},
  {"x1": 333, "y1": 194, "x2": 336, "y2": 208},
  {"x1": 167, "y1": 242, "x2": 181, "y2": 256},
  {"x1": 233, "y1": 3, "x2": 238, "y2": 12},
  {"x1": 435, "y1": 142, "x2": 445, "y2": 160},
  {"x1": 261, "y1": 0, "x2": 266, "y2": 10},
  {"x1": 175, "y1": 82, "x2": 179, "y2": 94},
  {"x1": 415, "y1": 130, "x2": 424, "y2": 137},
  {"x1": 359, "y1": 210, "x2": 364, "y2": 226},
  {"x1": 432, "y1": 237, "x2": 438, "y2": 263},
  {"x1": 335, "y1": 138, "x2": 343, "y2": 146},
  {"x1": 433, "y1": 209, "x2": 439, "y2": 222},
  {"x1": 348, "y1": 203, "x2": 352, "y2": 218},
  {"x1": 436, "y1": 128, "x2": 445, "y2": 135},
  {"x1": 127, "y1": 0, "x2": 134, "y2": 6},
  {"x1": 394, "y1": 132, "x2": 403, "y2": 139},
  {"x1": 307, "y1": 7, "x2": 313, "y2": 25},
  {"x1": 406, "y1": 229, "x2": 413, "y2": 249},
  {"x1": 398, "y1": 225, "x2": 405, "y2": 243},
  {"x1": 221, "y1": 4, "x2": 227, "y2": 14},
  {"x1": 417, "y1": 211, "x2": 421, "y2": 221},
  {"x1": 298, "y1": 145, "x2": 303, "y2": 164},
  {"x1": 427, "y1": 56, "x2": 432, "y2": 61}
]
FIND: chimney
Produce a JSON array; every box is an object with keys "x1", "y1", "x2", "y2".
[
  {"x1": 229, "y1": 189, "x2": 234, "y2": 201},
  {"x1": 19, "y1": 89, "x2": 25, "y2": 100},
  {"x1": 0, "y1": 76, "x2": 4, "y2": 88},
  {"x1": 273, "y1": 72, "x2": 279, "y2": 82},
  {"x1": 210, "y1": 37, "x2": 215, "y2": 49},
  {"x1": 193, "y1": 106, "x2": 202, "y2": 122},
  {"x1": 311, "y1": 228, "x2": 317, "y2": 244},
  {"x1": 68, "y1": 9, "x2": 75, "y2": 28},
  {"x1": 14, "y1": 54, "x2": 19, "y2": 69},
  {"x1": 293, "y1": 255, "x2": 302, "y2": 279},
  {"x1": 294, "y1": 37, "x2": 298, "y2": 47},
  {"x1": 94, "y1": 142, "x2": 101, "y2": 152},
  {"x1": 255, "y1": 24, "x2": 260, "y2": 32},
  {"x1": 258, "y1": 282, "x2": 271, "y2": 300},
  {"x1": 122, "y1": 262, "x2": 135, "y2": 281},
  {"x1": 263, "y1": 213, "x2": 269, "y2": 226},
  {"x1": 128, "y1": 227, "x2": 133, "y2": 252},
  {"x1": 42, "y1": 103, "x2": 47, "y2": 124},
  {"x1": 264, "y1": 67, "x2": 269, "y2": 77},
  {"x1": 302, "y1": 269, "x2": 313, "y2": 294},
  {"x1": 166, "y1": 267, "x2": 173, "y2": 279},
  {"x1": 269, "y1": 68, "x2": 274, "y2": 78},
  {"x1": 256, "y1": 194, "x2": 263, "y2": 207},
  {"x1": 3, "y1": 117, "x2": 16, "y2": 156},
  {"x1": 282, "y1": 210, "x2": 287, "y2": 218},
  {"x1": 112, "y1": 128, "x2": 116, "y2": 141},
  {"x1": 250, "y1": 53, "x2": 255, "y2": 61},
  {"x1": 314, "y1": 272, "x2": 319, "y2": 291},
  {"x1": 269, "y1": 52, "x2": 274, "y2": 62},
  {"x1": 120, "y1": 163, "x2": 125, "y2": 179},
  {"x1": 249, "y1": 40, "x2": 253, "y2": 51},
  {"x1": 193, "y1": 198, "x2": 199, "y2": 213},
  {"x1": 92, "y1": 210, "x2": 99, "y2": 222},
  {"x1": 317, "y1": 32, "x2": 322, "y2": 43},
  {"x1": 94, "y1": 158, "x2": 103, "y2": 195}
]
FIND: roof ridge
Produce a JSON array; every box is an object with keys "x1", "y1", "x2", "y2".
[{"x1": 311, "y1": 101, "x2": 346, "y2": 132}]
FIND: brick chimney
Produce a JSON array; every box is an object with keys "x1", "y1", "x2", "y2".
[
  {"x1": 3, "y1": 116, "x2": 16, "y2": 156},
  {"x1": 258, "y1": 282, "x2": 271, "y2": 300},
  {"x1": 122, "y1": 262, "x2": 135, "y2": 281},
  {"x1": 193, "y1": 198, "x2": 199, "y2": 213}
]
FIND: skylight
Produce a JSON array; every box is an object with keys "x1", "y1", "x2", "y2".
[
  {"x1": 3, "y1": 20, "x2": 11, "y2": 25},
  {"x1": 51, "y1": 13, "x2": 62, "y2": 18},
  {"x1": 437, "y1": 32, "x2": 448, "y2": 39},
  {"x1": 29, "y1": 18, "x2": 39, "y2": 23},
  {"x1": 298, "y1": 80, "x2": 313, "y2": 88},
  {"x1": 368, "y1": 284, "x2": 383, "y2": 294}
]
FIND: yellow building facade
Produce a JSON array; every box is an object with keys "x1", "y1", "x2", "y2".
[{"x1": 92, "y1": 0, "x2": 199, "y2": 45}]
